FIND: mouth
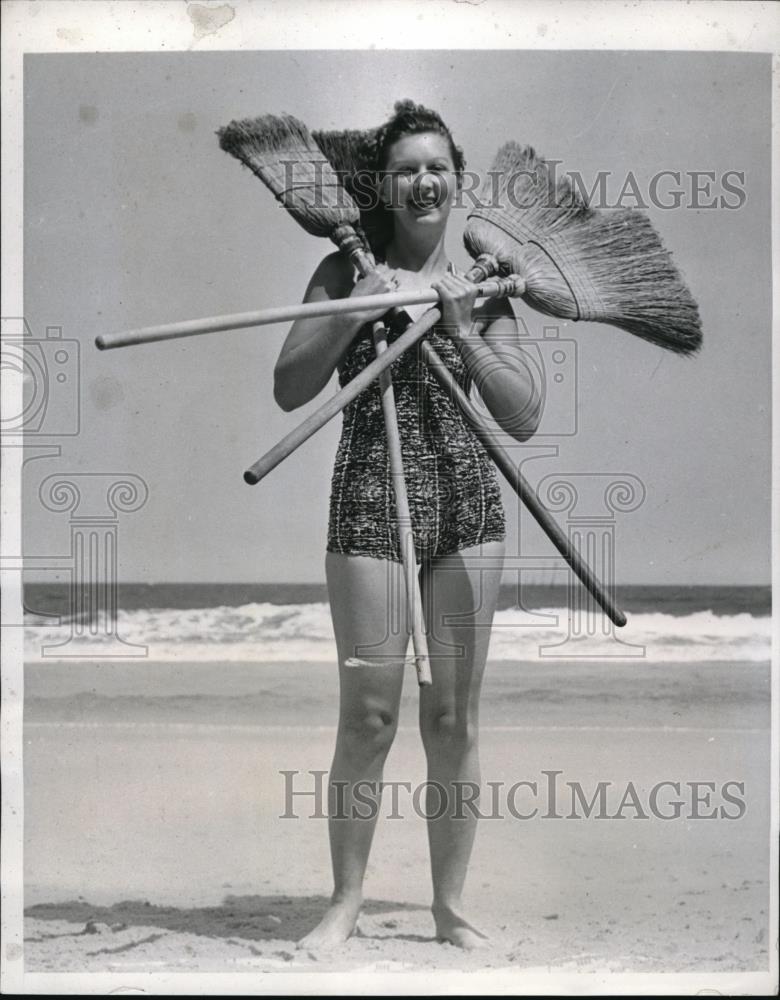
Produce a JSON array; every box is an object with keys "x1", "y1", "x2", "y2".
[
  {"x1": 408, "y1": 195, "x2": 441, "y2": 214},
  {"x1": 408, "y1": 174, "x2": 446, "y2": 214}
]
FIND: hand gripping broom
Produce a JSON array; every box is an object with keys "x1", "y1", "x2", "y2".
[{"x1": 217, "y1": 114, "x2": 433, "y2": 686}]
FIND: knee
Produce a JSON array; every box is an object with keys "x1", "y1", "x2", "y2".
[
  {"x1": 420, "y1": 708, "x2": 477, "y2": 755},
  {"x1": 339, "y1": 703, "x2": 398, "y2": 760}
]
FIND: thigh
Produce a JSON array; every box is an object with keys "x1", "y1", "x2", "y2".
[
  {"x1": 326, "y1": 552, "x2": 410, "y2": 718},
  {"x1": 418, "y1": 540, "x2": 504, "y2": 718}
]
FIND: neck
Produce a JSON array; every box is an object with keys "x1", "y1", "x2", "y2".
[{"x1": 384, "y1": 229, "x2": 449, "y2": 276}]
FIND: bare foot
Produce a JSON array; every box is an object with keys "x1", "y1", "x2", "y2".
[
  {"x1": 297, "y1": 897, "x2": 361, "y2": 951},
  {"x1": 432, "y1": 902, "x2": 490, "y2": 950}
]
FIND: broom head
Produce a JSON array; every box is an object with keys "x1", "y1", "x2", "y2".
[
  {"x1": 217, "y1": 113, "x2": 360, "y2": 238},
  {"x1": 465, "y1": 143, "x2": 702, "y2": 355}
]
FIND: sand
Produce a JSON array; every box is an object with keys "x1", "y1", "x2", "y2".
[{"x1": 21, "y1": 658, "x2": 772, "y2": 978}]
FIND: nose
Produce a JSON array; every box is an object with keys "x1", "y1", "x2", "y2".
[{"x1": 411, "y1": 172, "x2": 445, "y2": 207}]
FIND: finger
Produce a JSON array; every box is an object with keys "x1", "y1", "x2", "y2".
[
  {"x1": 452, "y1": 275, "x2": 475, "y2": 293},
  {"x1": 451, "y1": 277, "x2": 473, "y2": 297},
  {"x1": 373, "y1": 271, "x2": 396, "y2": 291},
  {"x1": 433, "y1": 274, "x2": 458, "y2": 293},
  {"x1": 432, "y1": 280, "x2": 455, "y2": 301},
  {"x1": 377, "y1": 266, "x2": 399, "y2": 288}
]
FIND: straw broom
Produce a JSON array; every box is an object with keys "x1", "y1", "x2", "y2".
[
  {"x1": 464, "y1": 142, "x2": 702, "y2": 355},
  {"x1": 217, "y1": 113, "x2": 432, "y2": 686}
]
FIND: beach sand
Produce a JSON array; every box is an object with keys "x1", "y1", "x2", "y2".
[{"x1": 22, "y1": 658, "x2": 771, "y2": 974}]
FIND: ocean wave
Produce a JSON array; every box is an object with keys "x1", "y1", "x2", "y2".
[{"x1": 22, "y1": 601, "x2": 772, "y2": 663}]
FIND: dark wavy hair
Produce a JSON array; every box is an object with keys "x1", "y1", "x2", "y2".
[
  {"x1": 359, "y1": 99, "x2": 465, "y2": 253},
  {"x1": 369, "y1": 99, "x2": 466, "y2": 176}
]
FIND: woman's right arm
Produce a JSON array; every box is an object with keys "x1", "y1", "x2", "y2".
[{"x1": 273, "y1": 253, "x2": 396, "y2": 411}]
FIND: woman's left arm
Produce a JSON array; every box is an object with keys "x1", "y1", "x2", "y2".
[{"x1": 432, "y1": 273, "x2": 542, "y2": 442}]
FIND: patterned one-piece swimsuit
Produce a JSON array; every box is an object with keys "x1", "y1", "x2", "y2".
[{"x1": 327, "y1": 266, "x2": 506, "y2": 563}]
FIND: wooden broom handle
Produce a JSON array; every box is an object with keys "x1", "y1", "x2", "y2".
[
  {"x1": 418, "y1": 341, "x2": 627, "y2": 629},
  {"x1": 244, "y1": 276, "x2": 523, "y2": 482},
  {"x1": 94, "y1": 279, "x2": 521, "y2": 351},
  {"x1": 372, "y1": 324, "x2": 432, "y2": 685},
  {"x1": 338, "y1": 234, "x2": 431, "y2": 684},
  {"x1": 244, "y1": 305, "x2": 444, "y2": 484}
]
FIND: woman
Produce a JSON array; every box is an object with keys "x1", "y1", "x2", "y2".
[{"x1": 274, "y1": 101, "x2": 541, "y2": 949}]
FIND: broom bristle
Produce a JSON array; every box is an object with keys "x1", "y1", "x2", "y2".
[
  {"x1": 311, "y1": 128, "x2": 375, "y2": 196},
  {"x1": 311, "y1": 127, "x2": 389, "y2": 253},
  {"x1": 465, "y1": 143, "x2": 702, "y2": 355},
  {"x1": 543, "y1": 206, "x2": 703, "y2": 354},
  {"x1": 217, "y1": 113, "x2": 359, "y2": 238},
  {"x1": 464, "y1": 143, "x2": 587, "y2": 263}
]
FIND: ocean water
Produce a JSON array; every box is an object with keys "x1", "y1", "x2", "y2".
[{"x1": 22, "y1": 584, "x2": 772, "y2": 664}]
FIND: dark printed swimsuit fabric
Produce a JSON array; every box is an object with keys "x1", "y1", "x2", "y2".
[{"x1": 327, "y1": 305, "x2": 506, "y2": 563}]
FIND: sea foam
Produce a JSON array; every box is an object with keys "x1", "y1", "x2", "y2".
[{"x1": 23, "y1": 602, "x2": 772, "y2": 663}]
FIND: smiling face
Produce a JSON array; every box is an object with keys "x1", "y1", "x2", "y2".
[{"x1": 378, "y1": 132, "x2": 459, "y2": 237}]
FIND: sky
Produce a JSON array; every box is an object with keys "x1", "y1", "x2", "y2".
[{"x1": 21, "y1": 49, "x2": 771, "y2": 585}]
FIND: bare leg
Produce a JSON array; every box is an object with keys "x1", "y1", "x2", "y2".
[
  {"x1": 298, "y1": 553, "x2": 409, "y2": 950},
  {"x1": 418, "y1": 541, "x2": 504, "y2": 949}
]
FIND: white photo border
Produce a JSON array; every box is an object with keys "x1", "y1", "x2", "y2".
[{"x1": 1, "y1": 1, "x2": 778, "y2": 995}]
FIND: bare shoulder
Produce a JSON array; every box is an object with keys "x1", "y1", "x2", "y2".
[{"x1": 304, "y1": 251, "x2": 355, "y2": 302}]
